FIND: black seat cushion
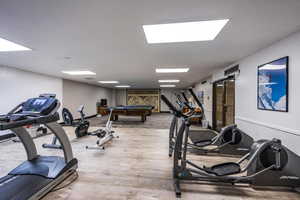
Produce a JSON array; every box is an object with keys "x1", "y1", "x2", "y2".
[
  {"x1": 194, "y1": 139, "x2": 213, "y2": 147},
  {"x1": 204, "y1": 162, "x2": 241, "y2": 176}
]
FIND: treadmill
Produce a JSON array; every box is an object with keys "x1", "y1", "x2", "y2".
[{"x1": 0, "y1": 94, "x2": 78, "y2": 200}]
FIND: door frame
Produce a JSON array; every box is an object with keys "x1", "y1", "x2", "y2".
[{"x1": 212, "y1": 76, "x2": 235, "y2": 130}]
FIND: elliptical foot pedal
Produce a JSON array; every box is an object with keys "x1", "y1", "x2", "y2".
[
  {"x1": 194, "y1": 139, "x2": 213, "y2": 147},
  {"x1": 204, "y1": 162, "x2": 241, "y2": 176}
]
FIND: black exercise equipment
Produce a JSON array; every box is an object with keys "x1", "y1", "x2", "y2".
[
  {"x1": 0, "y1": 94, "x2": 78, "y2": 200},
  {"x1": 162, "y1": 95, "x2": 300, "y2": 198},
  {"x1": 62, "y1": 106, "x2": 90, "y2": 138},
  {"x1": 42, "y1": 105, "x2": 90, "y2": 149},
  {"x1": 165, "y1": 90, "x2": 253, "y2": 157}
]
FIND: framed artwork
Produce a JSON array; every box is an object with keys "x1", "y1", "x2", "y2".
[{"x1": 257, "y1": 56, "x2": 288, "y2": 112}]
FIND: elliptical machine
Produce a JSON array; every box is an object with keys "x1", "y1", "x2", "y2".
[
  {"x1": 166, "y1": 89, "x2": 253, "y2": 157},
  {"x1": 161, "y1": 94, "x2": 300, "y2": 198}
]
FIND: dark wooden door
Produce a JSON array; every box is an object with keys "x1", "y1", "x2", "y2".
[{"x1": 213, "y1": 78, "x2": 235, "y2": 131}]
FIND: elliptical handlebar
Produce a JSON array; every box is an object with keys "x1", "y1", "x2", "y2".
[
  {"x1": 181, "y1": 91, "x2": 189, "y2": 103},
  {"x1": 161, "y1": 95, "x2": 178, "y2": 113},
  {"x1": 188, "y1": 88, "x2": 206, "y2": 119},
  {"x1": 180, "y1": 91, "x2": 194, "y2": 111},
  {"x1": 161, "y1": 95, "x2": 182, "y2": 117},
  {"x1": 188, "y1": 88, "x2": 204, "y2": 110},
  {"x1": 161, "y1": 95, "x2": 194, "y2": 118}
]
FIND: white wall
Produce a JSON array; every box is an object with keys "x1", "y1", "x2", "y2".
[
  {"x1": 62, "y1": 79, "x2": 113, "y2": 118},
  {"x1": 0, "y1": 65, "x2": 63, "y2": 114},
  {"x1": 0, "y1": 65, "x2": 116, "y2": 127},
  {"x1": 0, "y1": 66, "x2": 63, "y2": 134},
  {"x1": 195, "y1": 31, "x2": 300, "y2": 154},
  {"x1": 115, "y1": 89, "x2": 127, "y2": 106},
  {"x1": 193, "y1": 77, "x2": 213, "y2": 124},
  {"x1": 234, "y1": 31, "x2": 299, "y2": 153}
]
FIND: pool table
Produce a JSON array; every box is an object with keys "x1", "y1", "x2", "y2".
[{"x1": 109, "y1": 105, "x2": 154, "y2": 122}]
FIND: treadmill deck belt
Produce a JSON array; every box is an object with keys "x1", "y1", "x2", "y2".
[{"x1": 0, "y1": 174, "x2": 52, "y2": 200}]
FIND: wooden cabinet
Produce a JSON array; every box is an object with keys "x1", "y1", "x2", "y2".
[{"x1": 97, "y1": 106, "x2": 109, "y2": 115}]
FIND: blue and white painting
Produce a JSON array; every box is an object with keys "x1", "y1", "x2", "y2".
[{"x1": 258, "y1": 57, "x2": 288, "y2": 112}]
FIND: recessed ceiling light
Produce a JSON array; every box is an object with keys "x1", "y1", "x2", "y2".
[
  {"x1": 0, "y1": 37, "x2": 31, "y2": 52},
  {"x1": 158, "y1": 80, "x2": 180, "y2": 83},
  {"x1": 62, "y1": 70, "x2": 96, "y2": 75},
  {"x1": 156, "y1": 68, "x2": 189, "y2": 73},
  {"x1": 160, "y1": 85, "x2": 176, "y2": 88},
  {"x1": 143, "y1": 19, "x2": 229, "y2": 44},
  {"x1": 98, "y1": 81, "x2": 119, "y2": 84},
  {"x1": 115, "y1": 85, "x2": 131, "y2": 88}
]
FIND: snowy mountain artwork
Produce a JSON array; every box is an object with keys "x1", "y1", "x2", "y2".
[{"x1": 257, "y1": 57, "x2": 288, "y2": 112}]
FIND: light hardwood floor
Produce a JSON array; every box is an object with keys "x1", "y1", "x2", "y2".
[{"x1": 0, "y1": 127, "x2": 299, "y2": 200}]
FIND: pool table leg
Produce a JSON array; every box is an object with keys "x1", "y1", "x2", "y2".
[{"x1": 141, "y1": 114, "x2": 146, "y2": 122}]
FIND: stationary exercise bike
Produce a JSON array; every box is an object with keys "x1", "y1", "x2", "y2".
[
  {"x1": 86, "y1": 108, "x2": 118, "y2": 150},
  {"x1": 42, "y1": 105, "x2": 91, "y2": 149},
  {"x1": 62, "y1": 106, "x2": 90, "y2": 138}
]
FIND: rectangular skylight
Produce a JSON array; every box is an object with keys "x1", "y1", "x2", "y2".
[
  {"x1": 0, "y1": 37, "x2": 31, "y2": 52},
  {"x1": 156, "y1": 68, "x2": 189, "y2": 73},
  {"x1": 143, "y1": 19, "x2": 229, "y2": 44},
  {"x1": 158, "y1": 80, "x2": 180, "y2": 83},
  {"x1": 115, "y1": 85, "x2": 131, "y2": 88},
  {"x1": 98, "y1": 81, "x2": 119, "y2": 84},
  {"x1": 62, "y1": 70, "x2": 96, "y2": 75},
  {"x1": 160, "y1": 85, "x2": 176, "y2": 88}
]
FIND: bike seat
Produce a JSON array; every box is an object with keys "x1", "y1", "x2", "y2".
[
  {"x1": 194, "y1": 139, "x2": 213, "y2": 147},
  {"x1": 203, "y1": 162, "x2": 241, "y2": 176}
]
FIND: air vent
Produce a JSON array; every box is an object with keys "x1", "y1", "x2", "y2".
[
  {"x1": 84, "y1": 77, "x2": 95, "y2": 80},
  {"x1": 224, "y1": 65, "x2": 239, "y2": 76}
]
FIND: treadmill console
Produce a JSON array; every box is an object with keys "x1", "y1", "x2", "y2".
[
  {"x1": 0, "y1": 95, "x2": 60, "y2": 130},
  {"x1": 22, "y1": 97, "x2": 58, "y2": 115}
]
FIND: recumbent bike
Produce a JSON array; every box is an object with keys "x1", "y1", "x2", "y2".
[{"x1": 42, "y1": 105, "x2": 92, "y2": 149}]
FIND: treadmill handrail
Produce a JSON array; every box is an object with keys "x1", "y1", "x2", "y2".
[{"x1": 0, "y1": 113, "x2": 60, "y2": 130}]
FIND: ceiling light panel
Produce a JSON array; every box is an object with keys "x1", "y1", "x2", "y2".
[
  {"x1": 143, "y1": 19, "x2": 229, "y2": 44},
  {"x1": 160, "y1": 85, "x2": 176, "y2": 88},
  {"x1": 62, "y1": 70, "x2": 96, "y2": 75},
  {"x1": 156, "y1": 68, "x2": 189, "y2": 73},
  {"x1": 0, "y1": 37, "x2": 31, "y2": 52},
  {"x1": 115, "y1": 85, "x2": 131, "y2": 88},
  {"x1": 98, "y1": 81, "x2": 119, "y2": 84},
  {"x1": 158, "y1": 80, "x2": 180, "y2": 83}
]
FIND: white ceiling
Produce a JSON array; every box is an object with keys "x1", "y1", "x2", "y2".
[{"x1": 0, "y1": 0, "x2": 300, "y2": 88}]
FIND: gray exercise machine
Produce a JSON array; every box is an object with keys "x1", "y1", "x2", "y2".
[
  {"x1": 42, "y1": 105, "x2": 92, "y2": 149},
  {"x1": 167, "y1": 89, "x2": 253, "y2": 157},
  {"x1": 162, "y1": 95, "x2": 300, "y2": 198},
  {"x1": 86, "y1": 108, "x2": 118, "y2": 150},
  {"x1": 0, "y1": 94, "x2": 78, "y2": 200}
]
